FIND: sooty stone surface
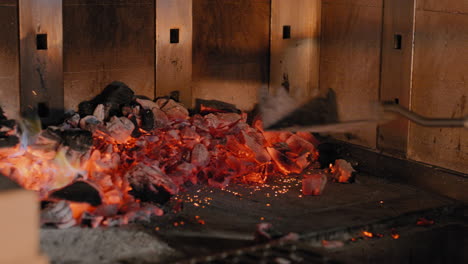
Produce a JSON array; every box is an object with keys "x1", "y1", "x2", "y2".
[{"x1": 41, "y1": 226, "x2": 179, "y2": 264}]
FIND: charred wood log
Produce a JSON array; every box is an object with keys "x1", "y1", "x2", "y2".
[
  {"x1": 49, "y1": 181, "x2": 102, "y2": 206},
  {"x1": 194, "y1": 99, "x2": 241, "y2": 115},
  {"x1": 79, "y1": 82, "x2": 135, "y2": 118}
]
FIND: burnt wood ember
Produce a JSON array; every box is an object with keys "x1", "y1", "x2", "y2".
[
  {"x1": 105, "y1": 116, "x2": 135, "y2": 143},
  {"x1": 92, "y1": 104, "x2": 106, "y2": 122},
  {"x1": 91, "y1": 81, "x2": 135, "y2": 114},
  {"x1": 41, "y1": 200, "x2": 76, "y2": 229},
  {"x1": 0, "y1": 119, "x2": 16, "y2": 130},
  {"x1": 126, "y1": 163, "x2": 179, "y2": 205},
  {"x1": 49, "y1": 181, "x2": 102, "y2": 206},
  {"x1": 191, "y1": 143, "x2": 210, "y2": 167},
  {"x1": 128, "y1": 115, "x2": 142, "y2": 138},
  {"x1": 0, "y1": 108, "x2": 19, "y2": 149},
  {"x1": 140, "y1": 109, "x2": 155, "y2": 132},
  {"x1": 156, "y1": 98, "x2": 189, "y2": 120},
  {"x1": 0, "y1": 135, "x2": 19, "y2": 149},
  {"x1": 81, "y1": 212, "x2": 105, "y2": 228},
  {"x1": 135, "y1": 98, "x2": 159, "y2": 111},
  {"x1": 79, "y1": 115, "x2": 102, "y2": 132},
  {"x1": 79, "y1": 81, "x2": 135, "y2": 118},
  {"x1": 330, "y1": 159, "x2": 356, "y2": 183},
  {"x1": 0, "y1": 107, "x2": 7, "y2": 121},
  {"x1": 59, "y1": 130, "x2": 93, "y2": 152},
  {"x1": 152, "y1": 107, "x2": 170, "y2": 129},
  {"x1": 63, "y1": 112, "x2": 81, "y2": 128},
  {"x1": 78, "y1": 101, "x2": 96, "y2": 117},
  {"x1": 302, "y1": 170, "x2": 328, "y2": 196},
  {"x1": 194, "y1": 99, "x2": 242, "y2": 115}
]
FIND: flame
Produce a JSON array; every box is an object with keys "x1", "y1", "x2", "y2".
[{"x1": 0, "y1": 110, "x2": 320, "y2": 227}]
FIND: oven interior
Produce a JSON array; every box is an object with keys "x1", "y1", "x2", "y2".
[{"x1": 0, "y1": 1, "x2": 466, "y2": 263}]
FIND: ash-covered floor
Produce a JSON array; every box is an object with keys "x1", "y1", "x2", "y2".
[{"x1": 40, "y1": 174, "x2": 462, "y2": 264}]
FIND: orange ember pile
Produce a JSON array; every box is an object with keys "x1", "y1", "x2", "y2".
[{"x1": 0, "y1": 85, "x2": 322, "y2": 227}]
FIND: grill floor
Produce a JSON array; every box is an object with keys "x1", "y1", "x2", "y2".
[{"x1": 41, "y1": 174, "x2": 463, "y2": 264}]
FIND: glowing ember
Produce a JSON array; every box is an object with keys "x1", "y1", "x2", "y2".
[
  {"x1": 416, "y1": 217, "x2": 435, "y2": 227},
  {"x1": 391, "y1": 231, "x2": 400, "y2": 240},
  {"x1": 329, "y1": 159, "x2": 355, "y2": 183},
  {"x1": 302, "y1": 171, "x2": 327, "y2": 196},
  {"x1": 322, "y1": 240, "x2": 345, "y2": 249},
  {"x1": 362, "y1": 231, "x2": 374, "y2": 238},
  {"x1": 0, "y1": 91, "x2": 322, "y2": 228}
]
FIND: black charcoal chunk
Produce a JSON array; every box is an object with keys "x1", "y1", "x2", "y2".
[
  {"x1": 0, "y1": 135, "x2": 19, "y2": 148},
  {"x1": 140, "y1": 109, "x2": 155, "y2": 131},
  {"x1": 60, "y1": 130, "x2": 94, "y2": 152},
  {"x1": 78, "y1": 101, "x2": 96, "y2": 117},
  {"x1": 49, "y1": 181, "x2": 102, "y2": 206},
  {"x1": 0, "y1": 106, "x2": 7, "y2": 121},
  {"x1": 78, "y1": 82, "x2": 135, "y2": 118}
]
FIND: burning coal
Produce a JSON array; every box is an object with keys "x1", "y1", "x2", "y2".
[{"x1": 0, "y1": 82, "x2": 350, "y2": 228}]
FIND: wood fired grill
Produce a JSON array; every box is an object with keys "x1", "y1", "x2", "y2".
[{"x1": 0, "y1": 0, "x2": 467, "y2": 264}]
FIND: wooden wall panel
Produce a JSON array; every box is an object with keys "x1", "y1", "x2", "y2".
[
  {"x1": 63, "y1": 0, "x2": 155, "y2": 111},
  {"x1": 270, "y1": 0, "x2": 321, "y2": 103},
  {"x1": 0, "y1": 0, "x2": 19, "y2": 119},
  {"x1": 155, "y1": 0, "x2": 192, "y2": 107},
  {"x1": 408, "y1": 5, "x2": 468, "y2": 173},
  {"x1": 192, "y1": 0, "x2": 270, "y2": 111},
  {"x1": 378, "y1": 0, "x2": 415, "y2": 155},
  {"x1": 19, "y1": 0, "x2": 63, "y2": 125},
  {"x1": 417, "y1": 0, "x2": 468, "y2": 14},
  {"x1": 320, "y1": 0, "x2": 383, "y2": 148}
]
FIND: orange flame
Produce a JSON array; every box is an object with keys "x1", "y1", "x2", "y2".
[{"x1": 0, "y1": 111, "x2": 320, "y2": 226}]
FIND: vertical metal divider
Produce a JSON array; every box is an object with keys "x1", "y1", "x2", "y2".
[
  {"x1": 155, "y1": 0, "x2": 193, "y2": 108},
  {"x1": 378, "y1": 0, "x2": 416, "y2": 156},
  {"x1": 19, "y1": 0, "x2": 64, "y2": 126}
]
